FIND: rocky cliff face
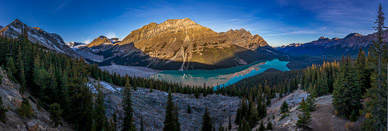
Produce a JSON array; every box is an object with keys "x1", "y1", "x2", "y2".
[
  {"x1": 277, "y1": 30, "x2": 388, "y2": 57},
  {"x1": 77, "y1": 18, "x2": 285, "y2": 70},
  {"x1": 118, "y1": 18, "x2": 269, "y2": 62},
  {"x1": 0, "y1": 19, "x2": 78, "y2": 57},
  {"x1": 0, "y1": 68, "x2": 72, "y2": 131}
]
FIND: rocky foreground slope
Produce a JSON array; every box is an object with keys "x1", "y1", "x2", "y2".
[
  {"x1": 76, "y1": 18, "x2": 286, "y2": 70},
  {"x1": 88, "y1": 78, "x2": 240, "y2": 131},
  {"x1": 0, "y1": 68, "x2": 72, "y2": 131}
]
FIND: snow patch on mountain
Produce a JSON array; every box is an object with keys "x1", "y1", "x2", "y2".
[{"x1": 66, "y1": 41, "x2": 86, "y2": 50}]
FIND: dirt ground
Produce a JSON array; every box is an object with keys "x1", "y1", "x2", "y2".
[{"x1": 310, "y1": 95, "x2": 362, "y2": 131}]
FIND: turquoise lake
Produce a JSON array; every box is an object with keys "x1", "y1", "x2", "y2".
[{"x1": 150, "y1": 59, "x2": 290, "y2": 89}]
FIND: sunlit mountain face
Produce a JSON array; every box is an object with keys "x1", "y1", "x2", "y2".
[
  {"x1": 0, "y1": 0, "x2": 387, "y2": 131},
  {"x1": 74, "y1": 18, "x2": 287, "y2": 70}
]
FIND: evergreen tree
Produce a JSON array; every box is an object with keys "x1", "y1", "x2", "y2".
[
  {"x1": 201, "y1": 107, "x2": 212, "y2": 131},
  {"x1": 18, "y1": 98, "x2": 33, "y2": 118},
  {"x1": 228, "y1": 115, "x2": 232, "y2": 130},
  {"x1": 266, "y1": 94, "x2": 271, "y2": 106},
  {"x1": 0, "y1": 96, "x2": 8, "y2": 123},
  {"x1": 49, "y1": 103, "x2": 63, "y2": 127},
  {"x1": 123, "y1": 78, "x2": 135, "y2": 131},
  {"x1": 363, "y1": 4, "x2": 387, "y2": 131},
  {"x1": 333, "y1": 56, "x2": 361, "y2": 119},
  {"x1": 248, "y1": 97, "x2": 258, "y2": 128},
  {"x1": 280, "y1": 101, "x2": 289, "y2": 113},
  {"x1": 16, "y1": 46, "x2": 26, "y2": 94},
  {"x1": 109, "y1": 111, "x2": 117, "y2": 131},
  {"x1": 258, "y1": 121, "x2": 265, "y2": 131},
  {"x1": 140, "y1": 115, "x2": 144, "y2": 131},
  {"x1": 0, "y1": 73, "x2": 2, "y2": 84},
  {"x1": 266, "y1": 121, "x2": 273, "y2": 130},
  {"x1": 95, "y1": 80, "x2": 108, "y2": 131},
  {"x1": 174, "y1": 103, "x2": 180, "y2": 131},
  {"x1": 6, "y1": 57, "x2": 16, "y2": 81},
  {"x1": 306, "y1": 97, "x2": 316, "y2": 112},
  {"x1": 355, "y1": 48, "x2": 370, "y2": 92},
  {"x1": 235, "y1": 97, "x2": 247, "y2": 124},
  {"x1": 164, "y1": 88, "x2": 179, "y2": 131},
  {"x1": 58, "y1": 72, "x2": 70, "y2": 119},
  {"x1": 257, "y1": 95, "x2": 266, "y2": 119},
  {"x1": 317, "y1": 71, "x2": 329, "y2": 96},
  {"x1": 296, "y1": 98, "x2": 311, "y2": 128},
  {"x1": 218, "y1": 122, "x2": 224, "y2": 131},
  {"x1": 187, "y1": 104, "x2": 192, "y2": 114},
  {"x1": 70, "y1": 83, "x2": 94, "y2": 131}
]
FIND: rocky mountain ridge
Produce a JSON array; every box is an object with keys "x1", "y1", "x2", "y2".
[
  {"x1": 0, "y1": 19, "x2": 78, "y2": 57},
  {"x1": 117, "y1": 18, "x2": 269, "y2": 59},
  {"x1": 77, "y1": 18, "x2": 285, "y2": 70},
  {"x1": 277, "y1": 30, "x2": 388, "y2": 57}
]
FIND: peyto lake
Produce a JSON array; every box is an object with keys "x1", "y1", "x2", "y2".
[{"x1": 150, "y1": 59, "x2": 290, "y2": 89}]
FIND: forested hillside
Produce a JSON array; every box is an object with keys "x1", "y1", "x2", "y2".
[
  {"x1": 219, "y1": 5, "x2": 387, "y2": 130},
  {"x1": 0, "y1": 33, "x2": 219, "y2": 130}
]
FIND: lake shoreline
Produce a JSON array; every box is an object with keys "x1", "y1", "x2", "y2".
[{"x1": 99, "y1": 59, "x2": 290, "y2": 88}]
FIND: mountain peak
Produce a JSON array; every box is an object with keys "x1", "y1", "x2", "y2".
[
  {"x1": 87, "y1": 35, "x2": 112, "y2": 47},
  {"x1": 99, "y1": 35, "x2": 108, "y2": 39},
  {"x1": 344, "y1": 33, "x2": 362, "y2": 38},
  {"x1": 11, "y1": 19, "x2": 24, "y2": 26},
  {"x1": 317, "y1": 36, "x2": 330, "y2": 41},
  {"x1": 161, "y1": 18, "x2": 199, "y2": 27},
  {"x1": 12, "y1": 18, "x2": 22, "y2": 23},
  {"x1": 0, "y1": 19, "x2": 78, "y2": 57}
]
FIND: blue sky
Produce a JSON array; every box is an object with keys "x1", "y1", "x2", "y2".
[{"x1": 0, "y1": 0, "x2": 387, "y2": 46}]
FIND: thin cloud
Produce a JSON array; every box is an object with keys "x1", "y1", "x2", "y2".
[
  {"x1": 106, "y1": 32, "x2": 117, "y2": 38},
  {"x1": 54, "y1": 0, "x2": 71, "y2": 13},
  {"x1": 83, "y1": 39, "x2": 91, "y2": 44}
]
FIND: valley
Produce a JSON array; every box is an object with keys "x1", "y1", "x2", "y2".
[
  {"x1": 0, "y1": 1, "x2": 387, "y2": 130},
  {"x1": 151, "y1": 59, "x2": 289, "y2": 87}
]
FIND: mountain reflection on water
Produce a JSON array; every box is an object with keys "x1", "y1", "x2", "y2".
[{"x1": 150, "y1": 59, "x2": 290, "y2": 89}]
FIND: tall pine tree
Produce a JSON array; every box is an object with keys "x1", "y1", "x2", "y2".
[
  {"x1": 95, "y1": 79, "x2": 108, "y2": 131},
  {"x1": 0, "y1": 96, "x2": 8, "y2": 123},
  {"x1": 296, "y1": 98, "x2": 311, "y2": 129},
  {"x1": 201, "y1": 106, "x2": 212, "y2": 131},
  {"x1": 122, "y1": 78, "x2": 135, "y2": 131},
  {"x1": 333, "y1": 56, "x2": 362, "y2": 119},
  {"x1": 163, "y1": 88, "x2": 180, "y2": 131},
  {"x1": 363, "y1": 3, "x2": 388, "y2": 131}
]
